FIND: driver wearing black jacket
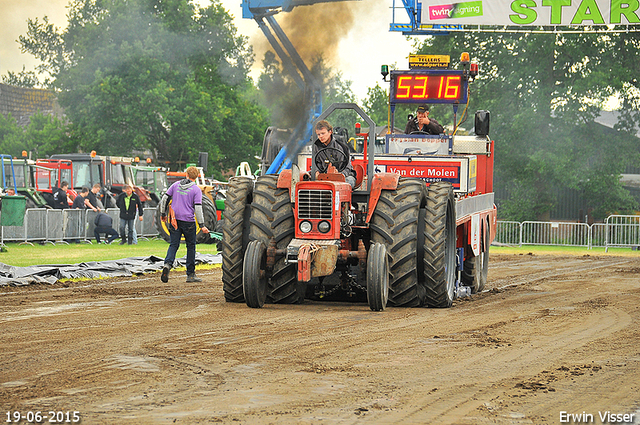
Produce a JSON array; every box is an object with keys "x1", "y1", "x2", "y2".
[
  {"x1": 312, "y1": 120, "x2": 357, "y2": 188},
  {"x1": 405, "y1": 104, "x2": 444, "y2": 135}
]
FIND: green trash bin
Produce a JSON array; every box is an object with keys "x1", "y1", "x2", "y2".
[{"x1": 0, "y1": 195, "x2": 26, "y2": 227}]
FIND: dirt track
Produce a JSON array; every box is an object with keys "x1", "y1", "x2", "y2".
[{"x1": 2, "y1": 252, "x2": 640, "y2": 424}]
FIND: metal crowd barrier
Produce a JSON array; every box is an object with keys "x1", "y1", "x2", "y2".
[
  {"x1": 494, "y1": 220, "x2": 521, "y2": 246},
  {"x1": 1, "y1": 209, "x2": 637, "y2": 250},
  {"x1": 590, "y1": 223, "x2": 607, "y2": 248},
  {"x1": 604, "y1": 215, "x2": 640, "y2": 252},
  {"x1": 521, "y1": 221, "x2": 590, "y2": 248},
  {"x1": 495, "y1": 217, "x2": 639, "y2": 250},
  {"x1": 1, "y1": 207, "x2": 159, "y2": 245}
]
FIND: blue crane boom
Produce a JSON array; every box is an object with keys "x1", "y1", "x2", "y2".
[{"x1": 242, "y1": 0, "x2": 356, "y2": 174}]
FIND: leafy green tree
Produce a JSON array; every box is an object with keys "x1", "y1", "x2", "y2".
[
  {"x1": 1, "y1": 67, "x2": 40, "y2": 88},
  {"x1": 0, "y1": 111, "x2": 71, "y2": 159},
  {"x1": 256, "y1": 51, "x2": 304, "y2": 129},
  {"x1": 362, "y1": 84, "x2": 389, "y2": 128},
  {"x1": 14, "y1": 0, "x2": 269, "y2": 175},
  {"x1": 256, "y1": 53, "x2": 356, "y2": 135},
  {"x1": 0, "y1": 114, "x2": 24, "y2": 156},
  {"x1": 23, "y1": 113, "x2": 73, "y2": 158}
]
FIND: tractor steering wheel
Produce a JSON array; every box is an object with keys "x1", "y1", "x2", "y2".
[{"x1": 314, "y1": 147, "x2": 349, "y2": 174}]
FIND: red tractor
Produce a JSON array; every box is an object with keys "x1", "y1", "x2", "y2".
[
  {"x1": 35, "y1": 158, "x2": 77, "y2": 208},
  {"x1": 222, "y1": 56, "x2": 496, "y2": 311}
]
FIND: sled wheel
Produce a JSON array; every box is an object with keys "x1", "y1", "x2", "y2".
[
  {"x1": 367, "y1": 243, "x2": 389, "y2": 311},
  {"x1": 243, "y1": 240, "x2": 268, "y2": 308}
]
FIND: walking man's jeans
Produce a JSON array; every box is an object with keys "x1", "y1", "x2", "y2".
[
  {"x1": 164, "y1": 220, "x2": 197, "y2": 275},
  {"x1": 119, "y1": 218, "x2": 137, "y2": 243}
]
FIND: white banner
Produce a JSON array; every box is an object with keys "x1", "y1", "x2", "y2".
[{"x1": 418, "y1": 0, "x2": 640, "y2": 26}]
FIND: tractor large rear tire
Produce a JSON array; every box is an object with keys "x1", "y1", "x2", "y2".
[
  {"x1": 221, "y1": 177, "x2": 254, "y2": 303},
  {"x1": 104, "y1": 193, "x2": 117, "y2": 209},
  {"x1": 155, "y1": 202, "x2": 171, "y2": 243},
  {"x1": 155, "y1": 196, "x2": 216, "y2": 244},
  {"x1": 249, "y1": 175, "x2": 301, "y2": 304},
  {"x1": 41, "y1": 192, "x2": 55, "y2": 208},
  {"x1": 370, "y1": 178, "x2": 428, "y2": 307},
  {"x1": 461, "y1": 221, "x2": 489, "y2": 293},
  {"x1": 197, "y1": 196, "x2": 217, "y2": 244},
  {"x1": 423, "y1": 182, "x2": 457, "y2": 308}
]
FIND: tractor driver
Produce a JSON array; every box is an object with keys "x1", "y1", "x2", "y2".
[
  {"x1": 312, "y1": 120, "x2": 357, "y2": 189},
  {"x1": 405, "y1": 104, "x2": 444, "y2": 135}
]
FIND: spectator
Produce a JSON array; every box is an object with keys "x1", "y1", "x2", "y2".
[
  {"x1": 72, "y1": 187, "x2": 98, "y2": 211},
  {"x1": 94, "y1": 211, "x2": 119, "y2": 244},
  {"x1": 53, "y1": 182, "x2": 70, "y2": 209},
  {"x1": 159, "y1": 166, "x2": 209, "y2": 283},
  {"x1": 115, "y1": 184, "x2": 143, "y2": 245},
  {"x1": 87, "y1": 183, "x2": 103, "y2": 211}
]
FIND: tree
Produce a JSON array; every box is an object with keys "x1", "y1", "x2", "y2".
[
  {"x1": 14, "y1": 0, "x2": 269, "y2": 175},
  {"x1": 22, "y1": 113, "x2": 73, "y2": 158},
  {"x1": 257, "y1": 53, "x2": 356, "y2": 132},
  {"x1": 0, "y1": 114, "x2": 24, "y2": 156},
  {"x1": 415, "y1": 30, "x2": 640, "y2": 220},
  {"x1": 0, "y1": 112, "x2": 72, "y2": 159},
  {"x1": 362, "y1": 84, "x2": 388, "y2": 128},
  {"x1": 317, "y1": 64, "x2": 358, "y2": 133},
  {"x1": 256, "y1": 51, "x2": 305, "y2": 129},
  {"x1": 1, "y1": 67, "x2": 40, "y2": 88}
]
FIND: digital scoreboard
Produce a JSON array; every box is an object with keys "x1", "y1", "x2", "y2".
[{"x1": 390, "y1": 70, "x2": 468, "y2": 105}]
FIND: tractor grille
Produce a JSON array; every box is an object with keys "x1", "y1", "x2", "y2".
[{"x1": 298, "y1": 189, "x2": 333, "y2": 219}]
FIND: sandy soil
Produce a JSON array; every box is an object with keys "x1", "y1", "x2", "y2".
[{"x1": 1, "y1": 252, "x2": 640, "y2": 424}]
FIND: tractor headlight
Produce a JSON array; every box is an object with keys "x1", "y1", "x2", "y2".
[
  {"x1": 299, "y1": 220, "x2": 312, "y2": 233},
  {"x1": 318, "y1": 220, "x2": 331, "y2": 233}
]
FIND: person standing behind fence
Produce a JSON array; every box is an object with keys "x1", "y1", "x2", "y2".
[
  {"x1": 72, "y1": 187, "x2": 99, "y2": 212},
  {"x1": 116, "y1": 185, "x2": 143, "y2": 245},
  {"x1": 159, "y1": 166, "x2": 209, "y2": 283},
  {"x1": 94, "y1": 211, "x2": 119, "y2": 244},
  {"x1": 52, "y1": 181, "x2": 70, "y2": 209},
  {"x1": 87, "y1": 184, "x2": 103, "y2": 211}
]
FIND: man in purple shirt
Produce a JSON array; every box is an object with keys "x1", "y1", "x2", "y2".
[{"x1": 159, "y1": 166, "x2": 209, "y2": 283}]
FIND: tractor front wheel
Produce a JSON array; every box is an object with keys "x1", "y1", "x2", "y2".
[
  {"x1": 243, "y1": 240, "x2": 268, "y2": 308},
  {"x1": 370, "y1": 178, "x2": 428, "y2": 307},
  {"x1": 367, "y1": 243, "x2": 389, "y2": 311}
]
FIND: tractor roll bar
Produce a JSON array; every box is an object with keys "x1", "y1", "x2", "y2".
[{"x1": 315, "y1": 103, "x2": 376, "y2": 193}]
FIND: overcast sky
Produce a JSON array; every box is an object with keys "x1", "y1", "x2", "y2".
[{"x1": 1, "y1": 0, "x2": 415, "y2": 100}]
